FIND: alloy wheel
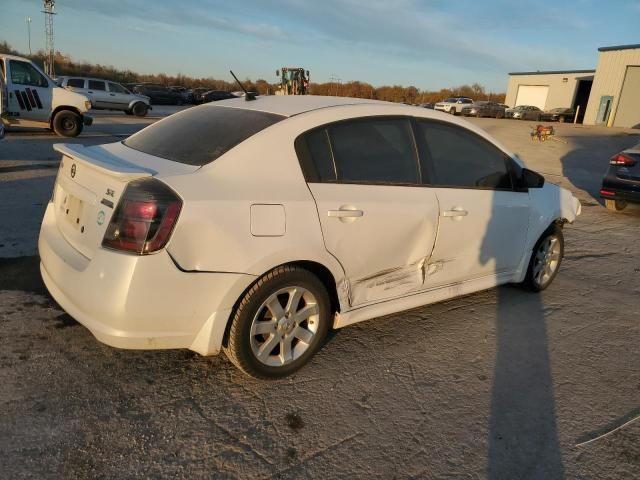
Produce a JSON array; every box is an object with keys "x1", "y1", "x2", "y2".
[{"x1": 533, "y1": 235, "x2": 561, "y2": 287}]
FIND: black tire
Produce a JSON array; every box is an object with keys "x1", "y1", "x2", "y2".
[
  {"x1": 224, "y1": 265, "x2": 332, "y2": 379},
  {"x1": 496, "y1": 111, "x2": 505, "y2": 119},
  {"x1": 449, "y1": 107, "x2": 456, "y2": 115},
  {"x1": 522, "y1": 224, "x2": 564, "y2": 292},
  {"x1": 558, "y1": 116, "x2": 566, "y2": 123},
  {"x1": 175, "y1": 98, "x2": 184, "y2": 106},
  {"x1": 52, "y1": 110, "x2": 83, "y2": 137},
  {"x1": 132, "y1": 102, "x2": 148, "y2": 117},
  {"x1": 124, "y1": 110, "x2": 133, "y2": 116},
  {"x1": 536, "y1": 114, "x2": 542, "y2": 122},
  {"x1": 604, "y1": 198, "x2": 627, "y2": 212}
]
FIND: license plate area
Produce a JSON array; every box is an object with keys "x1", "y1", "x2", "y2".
[{"x1": 60, "y1": 192, "x2": 86, "y2": 232}]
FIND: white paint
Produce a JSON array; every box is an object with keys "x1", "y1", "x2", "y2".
[{"x1": 515, "y1": 85, "x2": 550, "y2": 109}]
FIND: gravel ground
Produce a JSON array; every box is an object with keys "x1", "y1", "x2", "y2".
[{"x1": 1, "y1": 108, "x2": 639, "y2": 479}]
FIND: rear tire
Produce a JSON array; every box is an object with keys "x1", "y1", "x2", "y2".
[
  {"x1": 604, "y1": 198, "x2": 627, "y2": 212},
  {"x1": 52, "y1": 110, "x2": 83, "y2": 137},
  {"x1": 132, "y1": 102, "x2": 148, "y2": 117},
  {"x1": 522, "y1": 224, "x2": 564, "y2": 292},
  {"x1": 450, "y1": 107, "x2": 456, "y2": 115},
  {"x1": 558, "y1": 116, "x2": 566, "y2": 123},
  {"x1": 224, "y1": 265, "x2": 331, "y2": 379}
]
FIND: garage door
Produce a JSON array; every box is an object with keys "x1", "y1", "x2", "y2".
[
  {"x1": 613, "y1": 66, "x2": 640, "y2": 128},
  {"x1": 515, "y1": 85, "x2": 549, "y2": 109}
]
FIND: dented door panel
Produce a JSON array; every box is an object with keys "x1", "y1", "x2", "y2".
[{"x1": 308, "y1": 183, "x2": 439, "y2": 307}]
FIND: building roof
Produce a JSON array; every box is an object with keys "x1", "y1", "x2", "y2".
[
  {"x1": 508, "y1": 69, "x2": 595, "y2": 76},
  {"x1": 598, "y1": 44, "x2": 640, "y2": 52},
  {"x1": 209, "y1": 95, "x2": 389, "y2": 117}
]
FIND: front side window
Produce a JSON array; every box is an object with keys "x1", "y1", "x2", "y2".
[
  {"x1": 124, "y1": 106, "x2": 284, "y2": 166},
  {"x1": 417, "y1": 121, "x2": 512, "y2": 190},
  {"x1": 108, "y1": 82, "x2": 129, "y2": 94},
  {"x1": 88, "y1": 80, "x2": 106, "y2": 91},
  {"x1": 9, "y1": 60, "x2": 48, "y2": 88},
  {"x1": 67, "y1": 78, "x2": 85, "y2": 88},
  {"x1": 328, "y1": 118, "x2": 419, "y2": 184}
]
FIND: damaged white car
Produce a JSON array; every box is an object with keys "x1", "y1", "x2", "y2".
[{"x1": 39, "y1": 96, "x2": 581, "y2": 378}]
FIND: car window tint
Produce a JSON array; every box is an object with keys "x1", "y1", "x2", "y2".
[
  {"x1": 108, "y1": 82, "x2": 128, "y2": 94},
  {"x1": 328, "y1": 118, "x2": 419, "y2": 184},
  {"x1": 88, "y1": 80, "x2": 106, "y2": 91},
  {"x1": 417, "y1": 121, "x2": 512, "y2": 189},
  {"x1": 9, "y1": 60, "x2": 48, "y2": 88},
  {"x1": 67, "y1": 78, "x2": 85, "y2": 88},
  {"x1": 295, "y1": 129, "x2": 336, "y2": 182},
  {"x1": 124, "y1": 106, "x2": 284, "y2": 166}
]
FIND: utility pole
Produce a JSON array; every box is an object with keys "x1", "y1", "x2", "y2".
[
  {"x1": 26, "y1": 17, "x2": 32, "y2": 55},
  {"x1": 42, "y1": 0, "x2": 56, "y2": 77}
]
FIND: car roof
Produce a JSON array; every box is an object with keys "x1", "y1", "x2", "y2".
[{"x1": 206, "y1": 95, "x2": 389, "y2": 117}]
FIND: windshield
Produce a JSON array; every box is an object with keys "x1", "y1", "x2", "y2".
[
  {"x1": 124, "y1": 105, "x2": 285, "y2": 166},
  {"x1": 444, "y1": 97, "x2": 457, "y2": 103}
]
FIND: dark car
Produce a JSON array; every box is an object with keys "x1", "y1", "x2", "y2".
[
  {"x1": 461, "y1": 101, "x2": 506, "y2": 118},
  {"x1": 419, "y1": 102, "x2": 435, "y2": 109},
  {"x1": 192, "y1": 88, "x2": 210, "y2": 104},
  {"x1": 200, "y1": 90, "x2": 238, "y2": 103},
  {"x1": 505, "y1": 105, "x2": 543, "y2": 120},
  {"x1": 135, "y1": 85, "x2": 184, "y2": 105},
  {"x1": 600, "y1": 148, "x2": 640, "y2": 212},
  {"x1": 540, "y1": 107, "x2": 575, "y2": 123}
]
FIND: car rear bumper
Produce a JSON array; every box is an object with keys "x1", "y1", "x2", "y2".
[{"x1": 39, "y1": 202, "x2": 255, "y2": 355}]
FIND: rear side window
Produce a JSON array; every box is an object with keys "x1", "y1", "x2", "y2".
[
  {"x1": 88, "y1": 80, "x2": 106, "y2": 91},
  {"x1": 329, "y1": 119, "x2": 418, "y2": 184},
  {"x1": 124, "y1": 106, "x2": 285, "y2": 166},
  {"x1": 416, "y1": 121, "x2": 512, "y2": 189},
  {"x1": 67, "y1": 78, "x2": 85, "y2": 88}
]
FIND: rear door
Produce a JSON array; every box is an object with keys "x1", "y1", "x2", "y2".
[
  {"x1": 6, "y1": 59, "x2": 52, "y2": 122},
  {"x1": 87, "y1": 79, "x2": 109, "y2": 108},
  {"x1": 298, "y1": 117, "x2": 440, "y2": 307},
  {"x1": 414, "y1": 119, "x2": 530, "y2": 287}
]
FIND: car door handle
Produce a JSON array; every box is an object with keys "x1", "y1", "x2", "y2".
[
  {"x1": 328, "y1": 209, "x2": 364, "y2": 218},
  {"x1": 442, "y1": 207, "x2": 468, "y2": 218}
]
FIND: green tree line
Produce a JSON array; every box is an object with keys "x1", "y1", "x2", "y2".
[{"x1": 0, "y1": 41, "x2": 505, "y2": 103}]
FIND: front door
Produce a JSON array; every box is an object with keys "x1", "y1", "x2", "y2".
[
  {"x1": 596, "y1": 95, "x2": 614, "y2": 125},
  {"x1": 299, "y1": 117, "x2": 440, "y2": 307},
  {"x1": 414, "y1": 119, "x2": 530, "y2": 287},
  {"x1": 6, "y1": 59, "x2": 52, "y2": 122}
]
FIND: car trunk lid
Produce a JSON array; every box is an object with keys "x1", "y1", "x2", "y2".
[{"x1": 51, "y1": 143, "x2": 196, "y2": 260}]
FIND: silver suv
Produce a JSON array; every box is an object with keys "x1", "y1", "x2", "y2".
[{"x1": 57, "y1": 77, "x2": 151, "y2": 117}]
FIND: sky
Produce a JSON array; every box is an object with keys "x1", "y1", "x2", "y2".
[{"x1": 1, "y1": 0, "x2": 639, "y2": 92}]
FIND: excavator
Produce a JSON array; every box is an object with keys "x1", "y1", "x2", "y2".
[{"x1": 275, "y1": 67, "x2": 310, "y2": 95}]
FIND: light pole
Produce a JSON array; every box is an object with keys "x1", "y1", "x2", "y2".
[{"x1": 26, "y1": 17, "x2": 32, "y2": 55}]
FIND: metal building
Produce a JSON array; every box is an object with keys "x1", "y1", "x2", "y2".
[
  {"x1": 505, "y1": 43, "x2": 640, "y2": 127},
  {"x1": 583, "y1": 44, "x2": 640, "y2": 128},
  {"x1": 505, "y1": 70, "x2": 594, "y2": 122}
]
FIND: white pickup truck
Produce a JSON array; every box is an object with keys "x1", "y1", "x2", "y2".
[{"x1": 0, "y1": 54, "x2": 93, "y2": 137}]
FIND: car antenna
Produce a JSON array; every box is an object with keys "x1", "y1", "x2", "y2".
[{"x1": 229, "y1": 70, "x2": 256, "y2": 101}]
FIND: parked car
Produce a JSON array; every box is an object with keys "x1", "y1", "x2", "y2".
[
  {"x1": 461, "y1": 101, "x2": 506, "y2": 118},
  {"x1": 134, "y1": 85, "x2": 184, "y2": 105},
  {"x1": 600, "y1": 148, "x2": 640, "y2": 211},
  {"x1": 57, "y1": 76, "x2": 151, "y2": 117},
  {"x1": 434, "y1": 97, "x2": 474, "y2": 115},
  {"x1": 169, "y1": 86, "x2": 194, "y2": 104},
  {"x1": 200, "y1": 90, "x2": 239, "y2": 103},
  {"x1": 0, "y1": 54, "x2": 93, "y2": 137},
  {"x1": 505, "y1": 105, "x2": 543, "y2": 120},
  {"x1": 192, "y1": 88, "x2": 210, "y2": 104},
  {"x1": 419, "y1": 102, "x2": 435, "y2": 109},
  {"x1": 539, "y1": 107, "x2": 575, "y2": 123},
  {"x1": 39, "y1": 96, "x2": 581, "y2": 379}
]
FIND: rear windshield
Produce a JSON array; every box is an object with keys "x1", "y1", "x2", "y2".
[{"x1": 124, "y1": 105, "x2": 285, "y2": 166}]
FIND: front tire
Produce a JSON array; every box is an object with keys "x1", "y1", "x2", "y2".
[
  {"x1": 449, "y1": 107, "x2": 456, "y2": 115},
  {"x1": 52, "y1": 110, "x2": 83, "y2": 137},
  {"x1": 224, "y1": 265, "x2": 331, "y2": 379},
  {"x1": 523, "y1": 225, "x2": 564, "y2": 292},
  {"x1": 132, "y1": 102, "x2": 148, "y2": 117},
  {"x1": 604, "y1": 198, "x2": 627, "y2": 211}
]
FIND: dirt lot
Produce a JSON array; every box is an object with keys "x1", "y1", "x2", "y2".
[{"x1": 1, "y1": 108, "x2": 639, "y2": 479}]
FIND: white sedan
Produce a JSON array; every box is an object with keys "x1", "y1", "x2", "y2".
[{"x1": 39, "y1": 96, "x2": 581, "y2": 378}]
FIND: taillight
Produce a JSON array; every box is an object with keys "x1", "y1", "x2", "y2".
[
  {"x1": 102, "y1": 178, "x2": 182, "y2": 255},
  {"x1": 609, "y1": 153, "x2": 637, "y2": 166}
]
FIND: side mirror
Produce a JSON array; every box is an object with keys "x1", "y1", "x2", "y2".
[
  {"x1": 276, "y1": 70, "x2": 280, "y2": 77},
  {"x1": 522, "y1": 168, "x2": 545, "y2": 188},
  {"x1": 306, "y1": 70, "x2": 310, "y2": 77}
]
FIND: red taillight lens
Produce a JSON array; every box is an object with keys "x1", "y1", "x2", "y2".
[
  {"x1": 610, "y1": 153, "x2": 637, "y2": 166},
  {"x1": 102, "y1": 178, "x2": 182, "y2": 255},
  {"x1": 600, "y1": 189, "x2": 615, "y2": 197}
]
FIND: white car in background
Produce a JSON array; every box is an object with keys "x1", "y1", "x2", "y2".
[
  {"x1": 57, "y1": 76, "x2": 152, "y2": 117},
  {"x1": 434, "y1": 96, "x2": 474, "y2": 115},
  {"x1": 39, "y1": 96, "x2": 581, "y2": 378}
]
